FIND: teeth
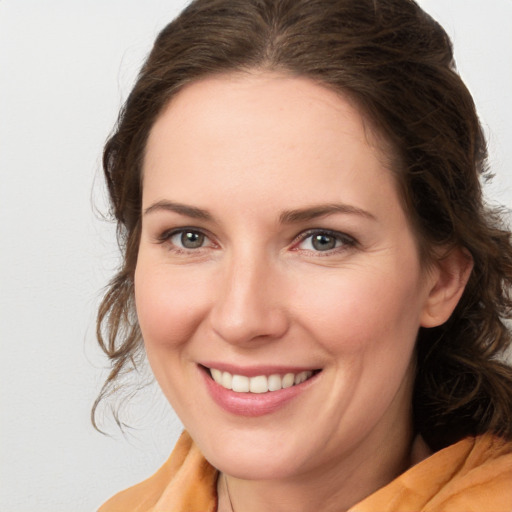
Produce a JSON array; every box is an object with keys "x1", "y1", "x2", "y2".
[
  {"x1": 221, "y1": 371, "x2": 233, "y2": 390},
  {"x1": 209, "y1": 368, "x2": 314, "y2": 393},
  {"x1": 249, "y1": 375, "x2": 268, "y2": 393},
  {"x1": 268, "y1": 374, "x2": 282, "y2": 391},
  {"x1": 294, "y1": 371, "x2": 309, "y2": 385},
  {"x1": 232, "y1": 374, "x2": 250, "y2": 392},
  {"x1": 211, "y1": 368, "x2": 222, "y2": 383},
  {"x1": 282, "y1": 373, "x2": 295, "y2": 388}
]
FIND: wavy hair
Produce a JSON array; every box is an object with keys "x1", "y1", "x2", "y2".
[{"x1": 93, "y1": 0, "x2": 512, "y2": 450}]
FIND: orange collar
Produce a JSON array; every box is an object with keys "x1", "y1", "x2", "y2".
[{"x1": 99, "y1": 432, "x2": 512, "y2": 512}]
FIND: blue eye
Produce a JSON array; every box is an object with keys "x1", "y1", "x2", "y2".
[{"x1": 297, "y1": 230, "x2": 354, "y2": 252}]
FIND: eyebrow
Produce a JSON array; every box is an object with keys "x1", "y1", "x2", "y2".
[
  {"x1": 279, "y1": 203, "x2": 376, "y2": 223},
  {"x1": 143, "y1": 199, "x2": 375, "y2": 224},
  {"x1": 143, "y1": 200, "x2": 214, "y2": 221}
]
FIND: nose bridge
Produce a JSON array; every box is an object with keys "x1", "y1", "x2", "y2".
[{"x1": 210, "y1": 244, "x2": 288, "y2": 345}]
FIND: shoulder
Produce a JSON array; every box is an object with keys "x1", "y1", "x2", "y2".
[
  {"x1": 418, "y1": 435, "x2": 512, "y2": 511},
  {"x1": 98, "y1": 431, "x2": 218, "y2": 512},
  {"x1": 351, "y1": 434, "x2": 512, "y2": 512}
]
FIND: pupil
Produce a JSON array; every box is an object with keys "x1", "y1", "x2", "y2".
[
  {"x1": 181, "y1": 231, "x2": 204, "y2": 249},
  {"x1": 312, "y1": 234, "x2": 336, "y2": 251}
]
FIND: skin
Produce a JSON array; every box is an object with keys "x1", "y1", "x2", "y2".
[{"x1": 135, "y1": 72, "x2": 471, "y2": 512}]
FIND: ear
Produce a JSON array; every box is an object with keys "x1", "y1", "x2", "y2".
[{"x1": 420, "y1": 247, "x2": 473, "y2": 328}]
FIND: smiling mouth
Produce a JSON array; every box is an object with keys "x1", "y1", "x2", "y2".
[{"x1": 205, "y1": 367, "x2": 321, "y2": 394}]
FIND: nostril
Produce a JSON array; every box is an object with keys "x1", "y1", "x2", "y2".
[{"x1": 209, "y1": 308, "x2": 289, "y2": 346}]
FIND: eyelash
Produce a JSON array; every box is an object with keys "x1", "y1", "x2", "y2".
[
  {"x1": 156, "y1": 227, "x2": 215, "y2": 253},
  {"x1": 291, "y1": 229, "x2": 357, "y2": 254},
  {"x1": 156, "y1": 227, "x2": 357, "y2": 254}
]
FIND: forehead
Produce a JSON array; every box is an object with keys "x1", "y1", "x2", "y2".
[
  {"x1": 146, "y1": 71, "x2": 390, "y2": 165},
  {"x1": 142, "y1": 71, "x2": 400, "y2": 217}
]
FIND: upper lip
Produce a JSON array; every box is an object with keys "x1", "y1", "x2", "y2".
[{"x1": 200, "y1": 362, "x2": 320, "y2": 377}]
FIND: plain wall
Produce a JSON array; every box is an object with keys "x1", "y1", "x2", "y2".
[{"x1": 0, "y1": 1, "x2": 510, "y2": 510}]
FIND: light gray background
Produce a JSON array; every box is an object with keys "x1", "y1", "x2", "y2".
[{"x1": 1, "y1": 1, "x2": 511, "y2": 511}]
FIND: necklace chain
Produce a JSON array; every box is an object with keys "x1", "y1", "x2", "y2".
[{"x1": 223, "y1": 473, "x2": 235, "y2": 512}]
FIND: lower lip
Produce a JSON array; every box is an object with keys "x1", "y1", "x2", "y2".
[{"x1": 200, "y1": 367, "x2": 320, "y2": 417}]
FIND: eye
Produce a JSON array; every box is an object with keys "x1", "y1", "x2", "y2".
[
  {"x1": 157, "y1": 228, "x2": 213, "y2": 251},
  {"x1": 172, "y1": 230, "x2": 206, "y2": 249},
  {"x1": 295, "y1": 229, "x2": 355, "y2": 253}
]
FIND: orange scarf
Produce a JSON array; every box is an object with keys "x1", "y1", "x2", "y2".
[{"x1": 99, "y1": 432, "x2": 512, "y2": 512}]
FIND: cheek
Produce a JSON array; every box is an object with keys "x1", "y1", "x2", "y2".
[
  {"x1": 293, "y1": 261, "x2": 425, "y2": 357},
  {"x1": 134, "y1": 262, "x2": 211, "y2": 351}
]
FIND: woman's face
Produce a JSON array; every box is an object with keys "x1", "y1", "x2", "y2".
[{"x1": 135, "y1": 72, "x2": 438, "y2": 481}]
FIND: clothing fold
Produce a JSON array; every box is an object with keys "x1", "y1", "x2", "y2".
[{"x1": 99, "y1": 432, "x2": 512, "y2": 512}]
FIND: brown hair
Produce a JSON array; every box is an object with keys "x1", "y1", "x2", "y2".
[{"x1": 94, "y1": 0, "x2": 512, "y2": 450}]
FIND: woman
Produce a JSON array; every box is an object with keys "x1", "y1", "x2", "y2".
[{"x1": 95, "y1": 0, "x2": 512, "y2": 510}]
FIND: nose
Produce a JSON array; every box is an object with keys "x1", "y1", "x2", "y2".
[{"x1": 208, "y1": 253, "x2": 289, "y2": 346}]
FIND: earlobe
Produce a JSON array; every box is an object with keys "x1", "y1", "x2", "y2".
[{"x1": 420, "y1": 247, "x2": 474, "y2": 328}]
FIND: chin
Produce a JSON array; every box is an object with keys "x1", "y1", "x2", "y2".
[
  {"x1": 210, "y1": 451, "x2": 300, "y2": 481},
  {"x1": 192, "y1": 426, "x2": 310, "y2": 480}
]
